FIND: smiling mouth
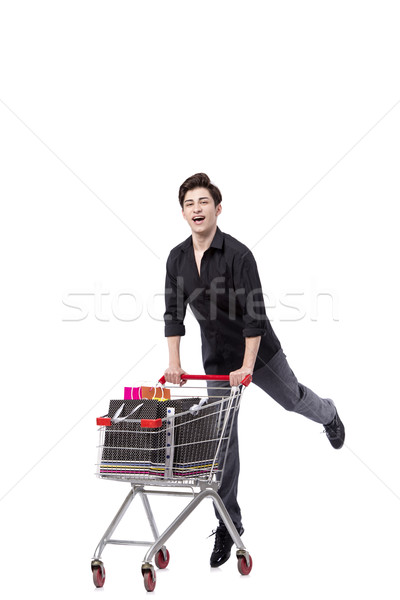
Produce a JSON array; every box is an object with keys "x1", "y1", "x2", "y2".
[{"x1": 193, "y1": 216, "x2": 205, "y2": 223}]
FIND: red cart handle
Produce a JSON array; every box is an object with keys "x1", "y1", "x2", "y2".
[{"x1": 158, "y1": 374, "x2": 252, "y2": 387}]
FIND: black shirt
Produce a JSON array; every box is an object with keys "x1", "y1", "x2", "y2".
[{"x1": 164, "y1": 227, "x2": 281, "y2": 374}]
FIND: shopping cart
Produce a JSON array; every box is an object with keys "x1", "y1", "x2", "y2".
[{"x1": 91, "y1": 373, "x2": 253, "y2": 592}]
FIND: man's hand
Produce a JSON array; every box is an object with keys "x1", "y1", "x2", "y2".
[
  {"x1": 229, "y1": 337, "x2": 260, "y2": 386},
  {"x1": 229, "y1": 366, "x2": 253, "y2": 387},
  {"x1": 164, "y1": 366, "x2": 187, "y2": 386}
]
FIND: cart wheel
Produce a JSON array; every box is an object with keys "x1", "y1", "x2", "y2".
[
  {"x1": 155, "y1": 548, "x2": 170, "y2": 569},
  {"x1": 143, "y1": 569, "x2": 156, "y2": 592},
  {"x1": 237, "y1": 554, "x2": 253, "y2": 576},
  {"x1": 92, "y1": 565, "x2": 106, "y2": 588}
]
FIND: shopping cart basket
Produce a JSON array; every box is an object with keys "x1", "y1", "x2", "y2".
[{"x1": 91, "y1": 374, "x2": 253, "y2": 592}]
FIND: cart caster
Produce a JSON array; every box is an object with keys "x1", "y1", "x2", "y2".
[
  {"x1": 91, "y1": 560, "x2": 106, "y2": 587},
  {"x1": 155, "y1": 548, "x2": 170, "y2": 569},
  {"x1": 237, "y1": 554, "x2": 253, "y2": 576},
  {"x1": 143, "y1": 569, "x2": 156, "y2": 592}
]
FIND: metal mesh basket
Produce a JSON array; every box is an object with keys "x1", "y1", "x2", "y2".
[{"x1": 96, "y1": 395, "x2": 229, "y2": 482}]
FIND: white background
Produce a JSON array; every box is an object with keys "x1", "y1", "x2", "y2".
[{"x1": 1, "y1": 1, "x2": 400, "y2": 598}]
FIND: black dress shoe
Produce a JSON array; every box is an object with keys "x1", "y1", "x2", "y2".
[
  {"x1": 324, "y1": 411, "x2": 345, "y2": 449},
  {"x1": 210, "y1": 524, "x2": 244, "y2": 568}
]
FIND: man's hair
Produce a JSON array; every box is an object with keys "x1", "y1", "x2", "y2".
[{"x1": 178, "y1": 173, "x2": 222, "y2": 208}]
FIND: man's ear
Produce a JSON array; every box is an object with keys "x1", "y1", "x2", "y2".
[
  {"x1": 182, "y1": 209, "x2": 187, "y2": 221},
  {"x1": 216, "y1": 203, "x2": 222, "y2": 216}
]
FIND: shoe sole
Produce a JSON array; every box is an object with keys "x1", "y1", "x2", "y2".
[{"x1": 210, "y1": 551, "x2": 231, "y2": 568}]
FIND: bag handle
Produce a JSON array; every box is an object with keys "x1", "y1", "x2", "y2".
[
  {"x1": 131, "y1": 386, "x2": 142, "y2": 400},
  {"x1": 113, "y1": 402, "x2": 144, "y2": 423}
]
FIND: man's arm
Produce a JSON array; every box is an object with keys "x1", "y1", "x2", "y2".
[
  {"x1": 164, "y1": 336, "x2": 187, "y2": 384},
  {"x1": 164, "y1": 254, "x2": 187, "y2": 337},
  {"x1": 233, "y1": 250, "x2": 267, "y2": 338},
  {"x1": 229, "y1": 335, "x2": 261, "y2": 386},
  {"x1": 164, "y1": 254, "x2": 187, "y2": 384}
]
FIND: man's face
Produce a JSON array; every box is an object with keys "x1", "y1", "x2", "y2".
[{"x1": 182, "y1": 187, "x2": 222, "y2": 235}]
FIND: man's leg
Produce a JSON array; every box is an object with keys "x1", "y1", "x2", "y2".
[
  {"x1": 252, "y1": 348, "x2": 336, "y2": 424},
  {"x1": 207, "y1": 381, "x2": 243, "y2": 567},
  {"x1": 207, "y1": 381, "x2": 243, "y2": 529},
  {"x1": 215, "y1": 408, "x2": 243, "y2": 528}
]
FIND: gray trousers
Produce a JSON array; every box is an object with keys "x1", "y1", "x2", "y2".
[{"x1": 213, "y1": 349, "x2": 336, "y2": 529}]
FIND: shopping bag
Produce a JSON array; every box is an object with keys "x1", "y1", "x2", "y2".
[
  {"x1": 169, "y1": 398, "x2": 221, "y2": 478},
  {"x1": 123, "y1": 386, "x2": 171, "y2": 401},
  {"x1": 99, "y1": 399, "x2": 167, "y2": 477},
  {"x1": 98, "y1": 396, "x2": 222, "y2": 479}
]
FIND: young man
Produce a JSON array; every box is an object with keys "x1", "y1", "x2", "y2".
[{"x1": 163, "y1": 173, "x2": 345, "y2": 568}]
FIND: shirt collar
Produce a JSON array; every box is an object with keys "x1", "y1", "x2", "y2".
[
  {"x1": 181, "y1": 227, "x2": 224, "y2": 252},
  {"x1": 210, "y1": 227, "x2": 224, "y2": 249}
]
